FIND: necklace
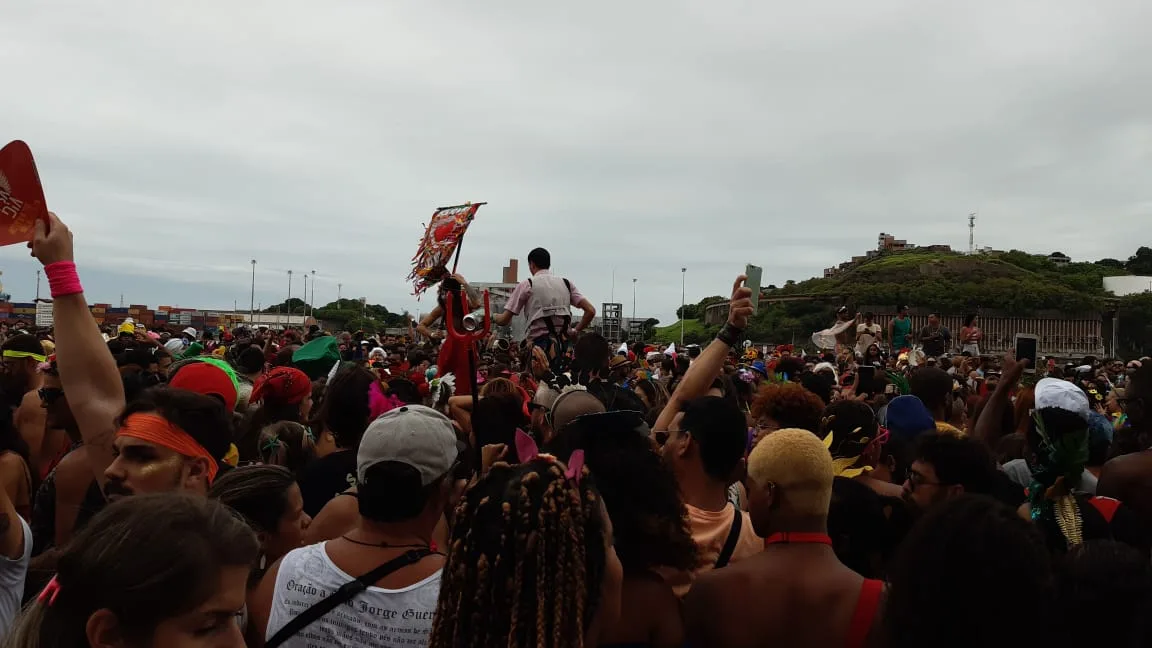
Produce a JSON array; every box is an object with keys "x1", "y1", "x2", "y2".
[
  {"x1": 340, "y1": 535, "x2": 430, "y2": 550},
  {"x1": 764, "y1": 532, "x2": 833, "y2": 546}
]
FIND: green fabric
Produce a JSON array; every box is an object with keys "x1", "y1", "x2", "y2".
[
  {"x1": 292, "y1": 336, "x2": 340, "y2": 380},
  {"x1": 193, "y1": 356, "x2": 242, "y2": 394},
  {"x1": 892, "y1": 317, "x2": 912, "y2": 346},
  {"x1": 181, "y1": 342, "x2": 204, "y2": 359},
  {"x1": 1027, "y1": 411, "x2": 1089, "y2": 523}
]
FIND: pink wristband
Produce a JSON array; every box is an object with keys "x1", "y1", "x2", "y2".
[{"x1": 45, "y1": 261, "x2": 83, "y2": 298}]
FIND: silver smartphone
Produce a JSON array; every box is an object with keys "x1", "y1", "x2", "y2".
[
  {"x1": 745, "y1": 264, "x2": 763, "y2": 314},
  {"x1": 1014, "y1": 334, "x2": 1039, "y2": 373}
]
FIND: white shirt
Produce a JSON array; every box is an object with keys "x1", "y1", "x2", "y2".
[
  {"x1": 265, "y1": 542, "x2": 441, "y2": 647},
  {"x1": 855, "y1": 323, "x2": 882, "y2": 354},
  {"x1": 0, "y1": 519, "x2": 32, "y2": 637}
]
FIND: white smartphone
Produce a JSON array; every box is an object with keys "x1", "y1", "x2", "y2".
[{"x1": 1014, "y1": 334, "x2": 1039, "y2": 374}]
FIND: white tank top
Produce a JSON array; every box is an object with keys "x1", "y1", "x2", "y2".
[{"x1": 265, "y1": 542, "x2": 442, "y2": 647}]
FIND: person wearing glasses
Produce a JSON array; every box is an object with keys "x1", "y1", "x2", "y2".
[{"x1": 901, "y1": 433, "x2": 1007, "y2": 515}]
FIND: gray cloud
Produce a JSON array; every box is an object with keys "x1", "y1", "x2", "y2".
[{"x1": 2, "y1": 1, "x2": 1149, "y2": 324}]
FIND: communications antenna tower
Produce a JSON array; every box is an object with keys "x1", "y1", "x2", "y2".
[{"x1": 968, "y1": 212, "x2": 976, "y2": 254}]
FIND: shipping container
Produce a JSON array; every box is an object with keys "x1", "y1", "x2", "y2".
[
  {"x1": 130, "y1": 304, "x2": 147, "y2": 310},
  {"x1": 109, "y1": 308, "x2": 129, "y2": 314}
]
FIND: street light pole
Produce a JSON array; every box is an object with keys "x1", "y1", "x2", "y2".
[
  {"x1": 287, "y1": 270, "x2": 293, "y2": 325},
  {"x1": 310, "y1": 270, "x2": 317, "y2": 318},
  {"x1": 35, "y1": 270, "x2": 40, "y2": 301},
  {"x1": 680, "y1": 267, "x2": 686, "y2": 346},
  {"x1": 632, "y1": 278, "x2": 637, "y2": 338},
  {"x1": 249, "y1": 260, "x2": 256, "y2": 322}
]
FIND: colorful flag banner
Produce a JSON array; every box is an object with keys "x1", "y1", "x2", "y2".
[{"x1": 407, "y1": 202, "x2": 484, "y2": 296}]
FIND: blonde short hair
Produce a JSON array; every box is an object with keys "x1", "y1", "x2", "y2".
[{"x1": 747, "y1": 428, "x2": 834, "y2": 516}]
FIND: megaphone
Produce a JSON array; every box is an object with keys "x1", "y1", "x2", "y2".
[{"x1": 462, "y1": 309, "x2": 486, "y2": 332}]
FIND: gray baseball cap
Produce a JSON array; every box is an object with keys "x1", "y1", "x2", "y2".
[{"x1": 357, "y1": 405, "x2": 459, "y2": 486}]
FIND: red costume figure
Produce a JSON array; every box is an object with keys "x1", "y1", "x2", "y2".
[{"x1": 437, "y1": 279, "x2": 490, "y2": 398}]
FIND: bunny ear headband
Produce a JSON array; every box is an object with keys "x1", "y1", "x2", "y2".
[{"x1": 514, "y1": 429, "x2": 585, "y2": 485}]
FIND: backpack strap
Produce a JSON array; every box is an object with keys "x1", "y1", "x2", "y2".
[
  {"x1": 265, "y1": 548, "x2": 432, "y2": 648},
  {"x1": 713, "y1": 506, "x2": 743, "y2": 569},
  {"x1": 846, "y1": 579, "x2": 884, "y2": 648}
]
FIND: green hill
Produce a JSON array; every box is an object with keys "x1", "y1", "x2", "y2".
[
  {"x1": 776, "y1": 249, "x2": 1124, "y2": 314},
  {"x1": 675, "y1": 246, "x2": 1152, "y2": 355},
  {"x1": 652, "y1": 319, "x2": 712, "y2": 345}
]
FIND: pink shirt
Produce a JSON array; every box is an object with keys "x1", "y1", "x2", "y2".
[{"x1": 504, "y1": 270, "x2": 585, "y2": 340}]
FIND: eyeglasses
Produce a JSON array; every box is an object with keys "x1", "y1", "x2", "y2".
[
  {"x1": 906, "y1": 468, "x2": 943, "y2": 491},
  {"x1": 38, "y1": 387, "x2": 64, "y2": 404}
]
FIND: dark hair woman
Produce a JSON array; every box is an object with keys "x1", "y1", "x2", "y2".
[
  {"x1": 547, "y1": 413, "x2": 696, "y2": 647},
  {"x1": 7, "y1": 493, "x2": 258, "y2": 647},
  {"x1": 238, "y1": 367, "x2": 314, "y2": 463}
]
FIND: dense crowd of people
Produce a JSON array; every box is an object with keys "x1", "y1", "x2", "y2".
[{"x1": 0, "y1": 211, "x2": 1149, "y2": 647}]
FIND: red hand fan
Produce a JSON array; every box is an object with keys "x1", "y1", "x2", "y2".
[{"x1": 0, "y1": 140, "x2": 48, "y2": 247}]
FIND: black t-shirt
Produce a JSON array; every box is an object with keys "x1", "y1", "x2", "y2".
[
  {"x1": 920, "y1": 326, "x2": 950, "y2": 357},
  {"x1": 31, "y1": 460, "x2": 106, "y2": 557},
  {"x1": 298, "y1": 450, "x2": 357, "y2": 517}
]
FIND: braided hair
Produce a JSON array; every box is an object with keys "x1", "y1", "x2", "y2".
[{"x1": 429, "y1": 458, "x2": 607, "y2": 648}]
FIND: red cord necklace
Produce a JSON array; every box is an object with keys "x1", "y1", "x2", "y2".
[{"x1": 764, "y1": 532, "x2": 833, "y2": 546}]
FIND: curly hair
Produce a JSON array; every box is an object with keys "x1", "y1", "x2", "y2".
[
  {"x1": 883, "y1": 495, "x2": 1053, "y2": 648},
  {"x1": 750, "y1": 382, "x2": 825, "y2": 434},
  {"x1": 430, "y1": 458, "x2": 607, "y2": 648},
  {"x1": 546, "y1": 412, "x2": 697, "y2": 574}
]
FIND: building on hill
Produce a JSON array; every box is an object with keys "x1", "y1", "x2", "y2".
[
  {"x1": 1048, "y1": 251, "x2": 1071, "y2": 266},
  {"x1": 878, "y1": 232, "x2": 910, "y2": 251},
  {"x1": 1103, "y1": 276, "x2": 1152, "y2": 296},
  {"x1": 823, "y1": 232, "x2": 952, "y2": 278}
]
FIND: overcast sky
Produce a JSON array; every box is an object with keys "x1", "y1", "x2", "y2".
[{"x1": 2, "y1": 1, "x2": 1150, "y2": 325}]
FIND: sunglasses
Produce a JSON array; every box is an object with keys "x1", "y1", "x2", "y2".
[{"x1": 38, "y1": 387, "x2": 65, "y2": 405}]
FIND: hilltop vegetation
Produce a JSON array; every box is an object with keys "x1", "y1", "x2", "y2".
[
  {"x1": 779, "y1": 249, "x2": 1126, "y2": 313},
  {"x1": 663, "y1": 246, "x2": 1152, "y2": 356}
]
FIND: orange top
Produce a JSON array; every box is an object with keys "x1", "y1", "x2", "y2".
[{"x1": 117, "y1": 413, "x2": 218, "y2": 483}]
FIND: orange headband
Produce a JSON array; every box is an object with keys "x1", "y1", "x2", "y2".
[{"x1": 117, "y1": 413, "x2": 219, "y2": 484}]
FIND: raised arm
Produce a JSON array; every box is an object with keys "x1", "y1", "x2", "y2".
[
  {"x1": 31, "y1": 214, "x2": 123, "y2": 487},
  {"x1": 417, "y1": 306, "x2": 444, "y2": 339},
  {"x1": 972, "y1": 351, "x2": 1027, "y2": 447},
  {"x1": 654, "y1": 276, "x2": 752, "y2": 431}
]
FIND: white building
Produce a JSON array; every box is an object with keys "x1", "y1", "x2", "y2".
[{"x1": 1104, "y1": 276, "x2": 1152, "y2": 296}]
